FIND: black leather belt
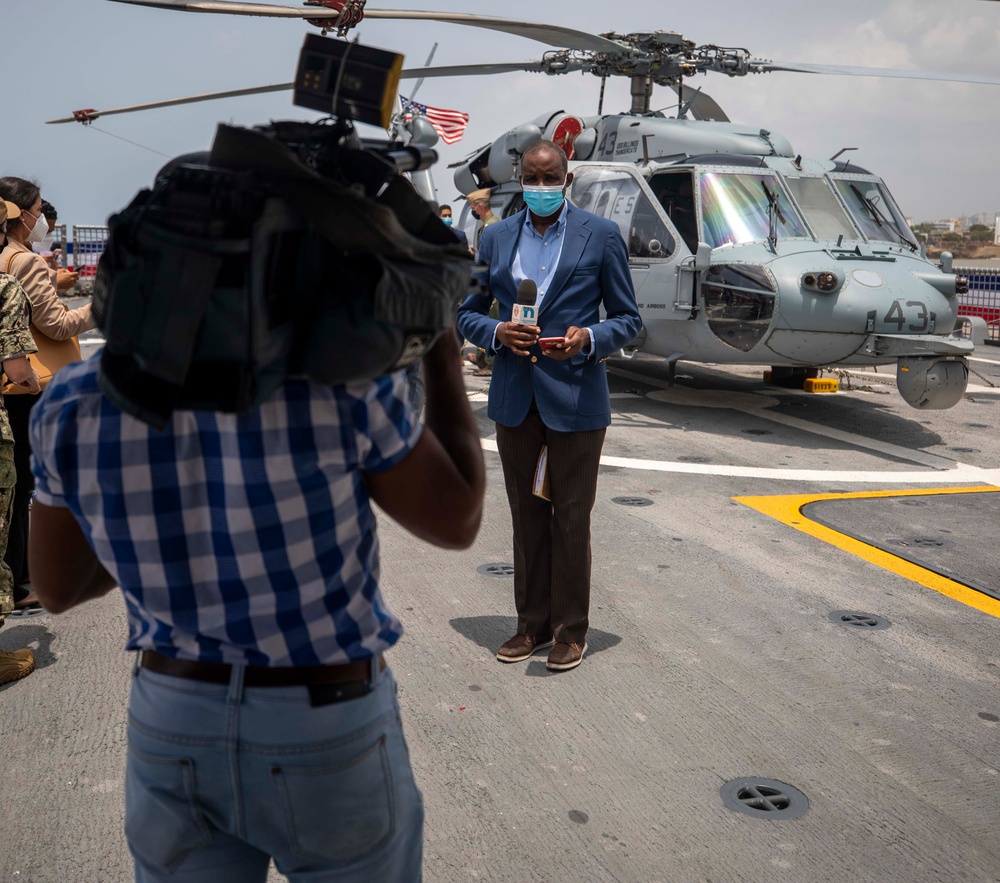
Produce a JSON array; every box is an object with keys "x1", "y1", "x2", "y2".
[{"x1": 140, "y1": 649, "x2": 385, "y2": 688}]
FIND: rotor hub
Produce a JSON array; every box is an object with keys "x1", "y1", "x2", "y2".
[
  {"x1": 534, "y1": 30, "x2": 760, "y2": 89},
  {"x1": 303, "y1": 0, "x2": 366, "y2": 36}
]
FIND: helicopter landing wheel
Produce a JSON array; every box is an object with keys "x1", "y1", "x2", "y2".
[{"x1": 766, "y1": 366, "x2": 819, "y2": 389}]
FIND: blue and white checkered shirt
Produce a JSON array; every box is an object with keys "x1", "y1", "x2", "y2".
[{"x1": 30, "y1": 354, "x2": 422, "y2": 667}]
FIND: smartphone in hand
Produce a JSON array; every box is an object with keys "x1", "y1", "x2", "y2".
[{"x1": 538, "y1": 337, "x2": 566, "y2": 353}]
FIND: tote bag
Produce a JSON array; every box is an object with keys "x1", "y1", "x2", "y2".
[{"x1": 2, "y1": 252, "x2": 81, "y2": 395}]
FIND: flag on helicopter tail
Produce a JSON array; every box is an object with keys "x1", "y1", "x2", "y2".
[{"x1": 401, "y1": 97, "x2": 469, "y2": 145}]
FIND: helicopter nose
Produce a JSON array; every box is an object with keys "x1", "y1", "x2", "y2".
[
  {"x1": 760, "y1": 255, "x2": 968, "y2": 368},
  {"x1": 778, "y1": 261, "x2": 960, "y2": 336}
]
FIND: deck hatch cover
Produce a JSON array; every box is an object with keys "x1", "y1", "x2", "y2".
[
  {"x1": 612, "y1": 496, "x2": 654, "y2": 507},
  {"x1": 720, "y1": 778, "x2": 809, "y2": 820},
  {"x1": 476, "y1": 563, "x2": 515, "y2": 578},
  {"x1": 828, "y1": 610, "x2": 891, "y2": 630}
]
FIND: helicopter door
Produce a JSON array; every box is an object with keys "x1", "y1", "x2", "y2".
[
  {"x1": 648, "y1": 172, "x2": 699, "y2": 253},
  {"x1": 569, "y1": 165, "x2": 687, "y2": 320}
]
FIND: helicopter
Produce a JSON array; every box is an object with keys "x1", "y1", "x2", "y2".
[{"x1": 50, "y1": 0, "x2": 1000, "y2": 410}]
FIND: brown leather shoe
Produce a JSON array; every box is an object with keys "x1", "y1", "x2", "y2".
[
  {"x1": 496, "y1": 634, "x2": 554, "y2": 663},
  {"x1": 546, "y1": 642, "x2": 587, "y2": 672},
  {"x1": 10, "y1": 590, "x2": 44, "y2": 617},
  {"x1": 0, "y1": 648, "x2": 35, "y2": 686},
  {"x1": 14, "y1": 589, "x2": 40, "y2": 609}
]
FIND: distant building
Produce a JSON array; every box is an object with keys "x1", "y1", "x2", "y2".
[{"x1": 928, "y1": 219, "x2": 959, "y2": 233}]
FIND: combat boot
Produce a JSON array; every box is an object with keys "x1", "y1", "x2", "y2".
[{"x1": 0, "y1": 648, "x2": 35, "y2": 685}]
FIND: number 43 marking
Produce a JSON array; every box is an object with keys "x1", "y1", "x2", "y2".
[{"x1": 883, "y1": 299, "x2": 928, "y2": 332}]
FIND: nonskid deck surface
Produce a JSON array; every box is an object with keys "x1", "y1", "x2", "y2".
[
  {"x1": 3, "y1": 339, "x2": 1000, "y2": 882},
  {"x1": 803, "y1": 490, "x2": 1000, "y2": 601}
]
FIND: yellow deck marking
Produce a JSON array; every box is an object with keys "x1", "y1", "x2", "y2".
[{"x1": 735, "y1": 486, "x2": 1000, "y2": 619}]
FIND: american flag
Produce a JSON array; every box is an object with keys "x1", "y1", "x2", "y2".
[{"x1": 401, "y1": 96, "x2": 469, "y2": 145}]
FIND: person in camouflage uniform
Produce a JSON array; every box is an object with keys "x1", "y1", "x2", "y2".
[
  {"x1": 0, "y1": 197, "x2": 40, "y2": 686},
  {"x1": 465, "y1": 189, "x2": 502, "y2": 375}
]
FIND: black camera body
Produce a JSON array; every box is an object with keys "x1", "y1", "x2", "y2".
[{"x1": 94, "y1": 119, "x2": 472, "y2": 429}]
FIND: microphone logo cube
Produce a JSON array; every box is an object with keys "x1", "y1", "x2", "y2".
[{"x1": 513, "y1": 304, "x2": 537, "y2": 325}]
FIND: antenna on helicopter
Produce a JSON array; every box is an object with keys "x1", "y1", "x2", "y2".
[
  {"x1": 677, "y1": 85, "x2": 704, "y2": 120},
  {"x1": 830, "y1": 147, "x2": 859, "y2": 162}
]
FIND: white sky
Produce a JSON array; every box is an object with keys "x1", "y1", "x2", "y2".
[{"x1": 4, "y1": 0, "x2": 999, "y2": 227}]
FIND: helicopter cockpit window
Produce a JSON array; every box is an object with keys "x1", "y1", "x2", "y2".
[
  {"x1": 570, "y1": 167, "x2": 675, "y2": 260},
  {"x1": 649, "y1": 173, "x2": 699, "y2": 253},
  {"x1": 784, "y1": 176, "x2": 859, "y2": 241},
  {"x1": 699, "y1": 172, "x2": 809, "y2": 249},
  {"x1": 703, "y1": 263, "x2": 776, "y2": 352},
  {"x1": 831, "y1": 177, "x2": 918, "y2": 249}
]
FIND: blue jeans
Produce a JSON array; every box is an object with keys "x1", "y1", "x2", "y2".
[{"x1": 125, "y1": 660, "x2": 423, "y2": 882}]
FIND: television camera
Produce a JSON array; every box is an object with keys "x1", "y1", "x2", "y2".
[{"x1": 93, "y1": 34, "x2": 472, "y2": 429}]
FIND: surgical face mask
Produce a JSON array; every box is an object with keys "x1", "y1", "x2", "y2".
[
  {"x1": 441, "y1": 217, "x2": 453, "y2": 227},
  {"x1": 522, "y1": 184, "x2": 565, "y2": 217},
  {"x1": 24, "y1": 211, "x2": 48, "y2": 245}
]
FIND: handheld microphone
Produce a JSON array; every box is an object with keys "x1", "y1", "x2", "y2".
[{"x1": 512, "y1": 279, "x2": 538, "y2": 327}]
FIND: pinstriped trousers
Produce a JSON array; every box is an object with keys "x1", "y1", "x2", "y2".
[{"x1": 495, "y1": 411, "x2": 606, "y2": 645}]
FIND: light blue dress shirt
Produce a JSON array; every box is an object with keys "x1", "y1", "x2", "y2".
[
  {"x1": 512, "y1": 201, "x2": 568, "y2": 303},
  {"x1": 493, "y1": 202, "x2": 594, "y2": 354}
]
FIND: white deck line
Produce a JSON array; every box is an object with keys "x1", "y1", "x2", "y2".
[{"x1": 479, "y1": 438, "x2": 999, "y2": 485}]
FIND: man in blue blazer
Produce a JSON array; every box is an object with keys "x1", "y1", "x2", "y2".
[{"x1": 457, "y1": 140, "x2": 642, "y2": 672}]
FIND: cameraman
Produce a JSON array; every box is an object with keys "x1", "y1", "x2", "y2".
[{"x1": 28, "y1": 321, "x2": 484, "y2": 880}]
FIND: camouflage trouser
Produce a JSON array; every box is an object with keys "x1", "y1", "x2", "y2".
[
  {"x1": 472, "y1": 299, "x2": 501, "y2": 370},
  {"x1": 0, "y1": 442, "x2": 15, "y2": 628}
]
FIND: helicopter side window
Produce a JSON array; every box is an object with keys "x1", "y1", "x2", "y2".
[
  {"x1": 699, "y1": 172, "x2": 809, "y2": 249},
  {"x1": 832, "y1": 178, "x2": 918, "y2": 248},
  {"x1": 569, "y1": 167, "x2": 675, "y2": 259},
  {"x1": 649, "y1": 172, "x2": 699, "y2": 252},
  {"x1": 784, "y1": 176, "x2": 858, "y2": 241}
]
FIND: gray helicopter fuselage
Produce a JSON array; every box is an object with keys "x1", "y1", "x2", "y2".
[{"x1": 455, "y1": 113, "x2": 972, "y2": 409}]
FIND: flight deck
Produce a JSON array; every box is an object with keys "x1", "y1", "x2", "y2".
[{"x1": 2, "y1": 340, "x2": 999, "y2": 882}]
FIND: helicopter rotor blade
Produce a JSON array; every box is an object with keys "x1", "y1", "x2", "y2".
[
  {"x1": 45, "y1": 60, "x2": 529, "y2": 126},
  {"x1": 404, "y1": 42, "x2": 438, "y2": 109},
  {"x1": 398, "y1": 61, "x2": 551, "y2": 78},
  {"x1": 361, "y1": 11, "x2": 625, "y2": 53},
  {"x1": 674, "y1": 85, "x2": 729, "y2": 122},
  {"x1": 107, "y1": 0, "x2": 349, "y2": 19},
  {"x1": 757, "y1": 61, "x2": 1000, "y2": 87},
  {"x1": 46, "y1": 83, "x2": 293, "y2": 124},
  {"x1": 107, "y1": 1, "x2": 628, "y2": 52},
  {"x1": 393, "y1": 43, "x2": 438, "y2": 140}
]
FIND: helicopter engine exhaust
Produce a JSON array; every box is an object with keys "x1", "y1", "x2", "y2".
[{"x1": 895, "y1": 357, "x2": 969, "y2": 410}]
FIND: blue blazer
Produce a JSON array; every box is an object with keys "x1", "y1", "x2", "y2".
[{"x1": 457, "y1": 203, "x2": 642, "y2": 432}]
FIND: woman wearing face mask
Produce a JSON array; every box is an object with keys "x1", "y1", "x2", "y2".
[
  {"x1": 36, "y1": 200, "x2": 79, "y2": 294},
  {"x1": 0, "y1": 177, "x2": 94, "y2": 614}
]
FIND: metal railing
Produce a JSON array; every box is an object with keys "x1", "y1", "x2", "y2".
[
  {"x1": 53, "y1": 230, "x2": 1000, "y2": 348},
  {"x1": 69, "y1": 225, "x2": 109, "y2": 292},
  {"x1": 955, "y1": 265, "x2": 1000, "y2": 345}
]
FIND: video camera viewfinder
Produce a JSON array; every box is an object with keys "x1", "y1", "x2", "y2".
[{"x1": 295, "y1": 33, "x2": 402, "y2": 129}]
